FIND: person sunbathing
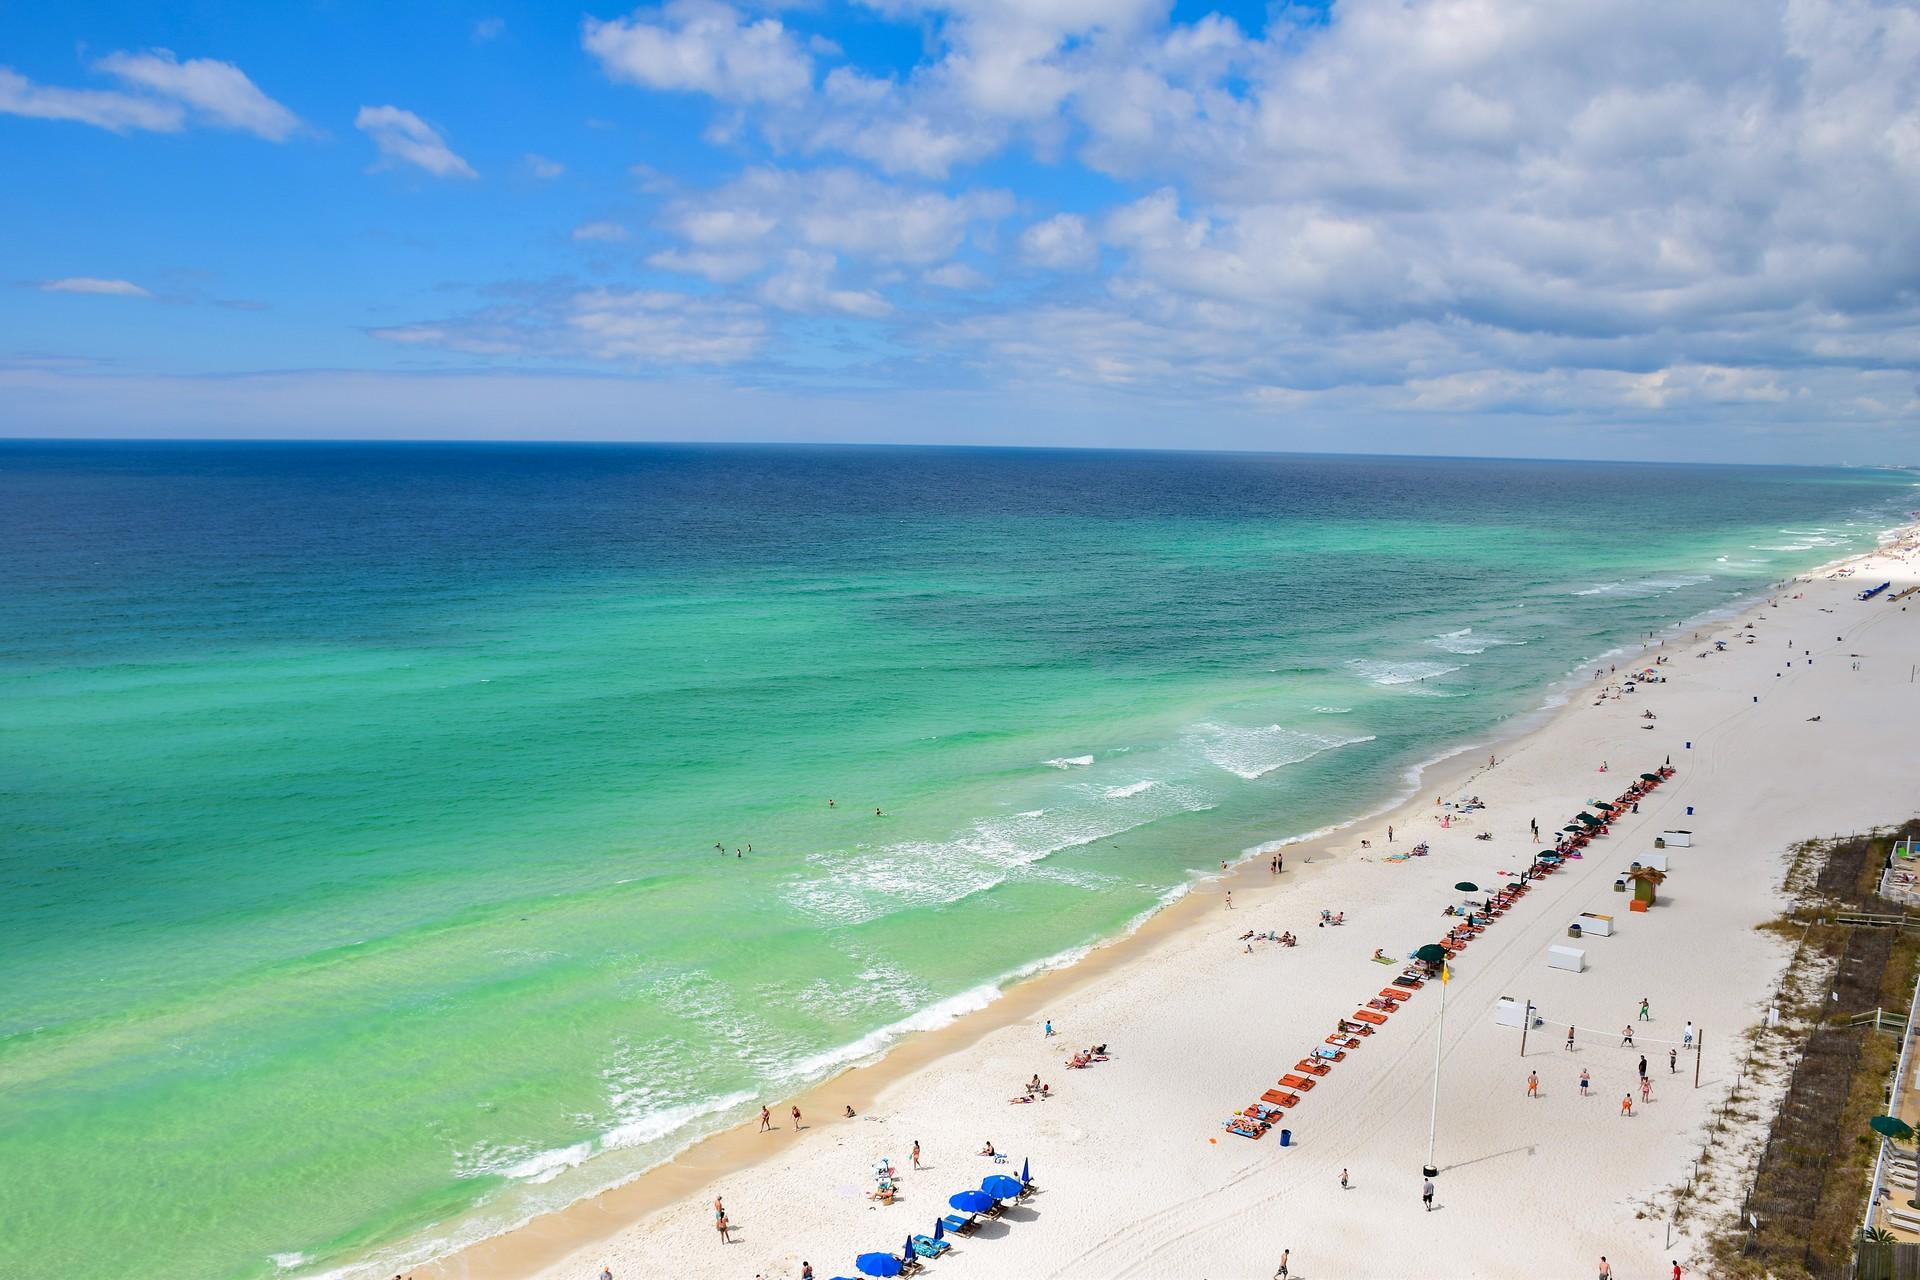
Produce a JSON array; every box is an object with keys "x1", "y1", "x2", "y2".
[
  {"x1": 981, "y1": 1141, "x2": 996, "y2": 1156},
  {"x1": 1372, "y1": 948, "x2": 1386, "y2": 960},
  {"x1": 1279, "y1": 932, "x2": 1295, "y2": 946}
]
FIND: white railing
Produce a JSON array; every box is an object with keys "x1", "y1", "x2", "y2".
[{"x1": 1864, "y1": 966, "x2": 1920, "y2": 1236}]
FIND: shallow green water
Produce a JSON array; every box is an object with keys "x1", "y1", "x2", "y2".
[{"x1": 0, "y1": 444, "x2": 1909, "y2": 1278}]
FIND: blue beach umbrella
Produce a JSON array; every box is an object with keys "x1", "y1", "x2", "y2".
[
  {"x1": 932, "y1": 1218, "x2": 945, "y2": 1242},
  {"x1": 982, "y1": 1173, "x2": 1023, "y2": 1200},
  {"x1": 905, "y1": 1236, "x2": 916, "y2": 1261},
  {"x1": 856, "y1": 1252, "x2": 903, "y2": 1277},
  {"x1": 1021, "y1": 1156, "x2": 1031, "y2": 1185},
  {"x1": 949, "y1": 1189, "x2": 993, "y2": 1214}
]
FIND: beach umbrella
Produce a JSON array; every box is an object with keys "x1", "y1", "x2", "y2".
[
  {"x1": 856, "y1": 1253, "x2": 903, "y2": 1277},
  {"x1": 1507, "y1": 881, "x2": 1524, "y2": 891},
  {"x1": 1021, "y1": 1156, "x2": 1030, "y2": 1185},
  {"x1": 933, "y1": 1218, "x2": 945, "y2": 1242},
  {"x1": 949, "y1": 1190, "x2": 993, "y2": 1214},
  {"x1": 1593, "y1": 801, "x2": 1617, "y2": 811},
  {"x1": 1873, "y1": 1117, "x2": 1919, "y2": 1209},
  {"x1": 1454, "y1": 881, "x2": 1479, "y2": 893},
  {"x1": 905, "y1": 1235, "x2": 916, "y2": 1262},
  {"x1": 982, "y1": 1174, "x2": 1023, "y2": 1200},
  {"x1": 1640, "y1": 773, "x2": 1660, "y2": 782},
  {"x1": 1414, "y1": 943, "x2": 1448, "y2": 965}
]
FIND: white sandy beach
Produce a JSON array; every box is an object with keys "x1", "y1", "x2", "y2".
[{"x1": 426, "y1": 530, "x2": 1920, "y2": 1280}]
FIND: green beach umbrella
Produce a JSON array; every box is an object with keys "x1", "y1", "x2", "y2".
[
  {"x1": 1871, "y1": 1116, "x2": 1913, "y2": 1141},
  {"x1": 1414, "y1": 943, "x2": 1449, "y2": 965},
  {"x1": 1640, "y1": 773, "x2": 1660, "y2": 782},
  {"x1": 1593, "y1": 801, "x2": 1617, "y2": 811},
  {"x1": 1454, "y1": 881, "x2": 1479, "y2": 893}
]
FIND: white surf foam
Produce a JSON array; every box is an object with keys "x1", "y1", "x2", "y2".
[
  {"x1": 1103, "y1": 779, "x2": 1157, "y2": 799},
  {"x1": 1044, "y1": 755, "x2": 1093, "y2": 768},
  {"x1": 1185, "y1": 722, "x2": 1375, "y2": 780},
  {"x1": 1425, "y1": 627, "x2": 1522, "y2": 655},
  {"x1": 1345, "y1": 658, "x2": 1463, "y2": 687}
]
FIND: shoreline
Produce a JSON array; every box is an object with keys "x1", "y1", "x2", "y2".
[{"x1": 407, "y1": 531, "x2": 1918, "y2": 1280}]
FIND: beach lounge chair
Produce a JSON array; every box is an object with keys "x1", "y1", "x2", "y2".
[
  {"x1": 1294, "y1": 1059, "x2": 1330, "y2": 1076},
  {"x1": 900, "y1": 1256, "x2": 925, "y2": 1276},
  {"x1": 1312, "y1": 1046, "x2": 1346, "y2": 1061},
  {"x1": 1354, "y1": 1010, "x2": 1388, "y2": 1024},
  {"x1": 1326, "y1": 1034, "x2": 1360, "y2": 1049},
  {"x1": 1383, "y1": 988, "x2": 1414, "y2": 1000},
  {"x1": 1279, "y1": 1074, "x2": 1317, "y2": 1091},
  {"x1": 1260, "y1": 1088, "x2": 1301, "y2": 1107},
  {"x1": 942, "y1": 1213, "x2": 979, "y2": 1236},
  {"x1": 912, "y1": 1235, "x2": 951, "y2": 1258}
]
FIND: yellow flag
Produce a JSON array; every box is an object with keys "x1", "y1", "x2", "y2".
[{"x1": 1441, "y1": 961, "x2": 1451, "y2": 984}]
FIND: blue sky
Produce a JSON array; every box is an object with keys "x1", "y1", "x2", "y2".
[{"x1": 2, "y1": 0, "x2": 1916, "y2": 461}]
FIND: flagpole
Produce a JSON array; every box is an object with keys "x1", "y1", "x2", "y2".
[{"x1": 1426, "y1": 963, "x2": 1445, "y2": 1176}]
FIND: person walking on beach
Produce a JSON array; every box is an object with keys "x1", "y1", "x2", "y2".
[
  {"x1": 1422, "y1": 1177, "x2": 1435, "y2": 1211},
  {"x1": 792, "y1": 1106, "x2": 802, "y2": 1130},
  {"x1": 911, "y1": 1140, "x2": 922, "y2": 1170},
  {"x1": 1670, "y1": 1048, "x2": 1678, "y2": 1074},
  {"x1": 1639, "y1": 997, "x2": 1651, "y2": 1021},
  {"x1": 1530, "y1": 818, "x2": 1539, "y2": 841},
  {"x1": 1641, "y1": 1075, "x2": 1653, "y2": 1105},
  {"x1": 1598, "y1": 1258, "x2": 1612, "y2": 1280},
  {"x1": 1275, "y1": 1247, "x2": 1289, "y2": 1278},
  {"x1": 1621, "y1": 1094, "x2": 1633, "y2": 1117},
  {"x1": 802, "y1": 1264, "x2": 814, "y2": 1280},
  {"x1": 600, "y1": 1267, "x2": 613, "y2": 1280},
  {"x1": 1387, "y1": 825, "x2": 1395, "y2": 842},
  {"x1": 1044, "y1": 1019, "x2": 1054, "y2": 1037},
  {"x1": 1340, "y1": 1167, "x2": 1348, "y2": 1189},
  {"x1": 716, "y1": 1211, "x2": 731, "y2": 1243},
  {"x1": 1580, "y1": 1069, "x2": 1590, "y2": 1096},
  {"x1": 1638, "y1": 1055, "x2": 1647, "y2": 1081},
  {"x1": 1527, "y1": 1071, "x2": 1539, "y2": 1098},
  {"x1": 1621, "y1": 1025, "x2": 1635, "y2": 1047},
  {"x1": 1684, "y1": 1021, "x2": 1695, "y2": 1050},
  {"x1": 1567, "y1": 1025, "x2": 1576, "y2": 1051},
  {"x1": 1225, "y1": 890, "x2": 1233, "y2": 910},
  {"x1": 760, "y1": 1106, "x2": 771, "y2": 1132}
]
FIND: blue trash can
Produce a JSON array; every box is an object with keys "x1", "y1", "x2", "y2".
[
  {"x1": 1686, "y1": 805, "x2": 1694, "y2": 815},
  {"x1": 1279, "y1": 1128, "x2": 1292, "y2": 1147}
]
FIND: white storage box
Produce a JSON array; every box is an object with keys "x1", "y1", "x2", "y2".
[
  {"x1": 1548, "y1": 944, "x2": 1587, "y2": 972},
  {"x1": 1494, "y1": 997, "x2": 1528, "y2": 1028},
  {"x1": 1661, "y1": 830, "x2": 1693, "y2": 847},
  {"x1": 1576, "y1": 912, "x2": 1614, "y2": 937}
]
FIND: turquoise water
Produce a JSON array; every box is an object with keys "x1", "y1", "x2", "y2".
[{"x1": 0, "y1": 444, "x2": 1911, "y2": 1278}]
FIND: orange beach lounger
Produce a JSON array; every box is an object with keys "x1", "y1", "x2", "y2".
[
  {"x1": 1279, "y1": 1074, "x2": 1316, "y2": 1091},
  {"x1": 1354, "y1": 1010, "x2": 1388, "y2": 1025},
  {"x1": 1260, "y1": 1089, "x2": 1301, "y2": 1107},
  {"x1": 1294, "y1": 1060, "x2": 1330, "y2": 1075}
]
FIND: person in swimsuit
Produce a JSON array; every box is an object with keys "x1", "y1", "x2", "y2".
[
  {"x1": 1527, "y1": 1071, "x2": 1539, "y2": 1098},
  {"x1": 760, "y1": 1106, "x2": 771, "y2": 1131},
  {"x1": 1580, "y1": 1069, "x2": 1590, "y2": 1096},
  {"x1": 1422, "y1": 1178, "x2": 1434, "y2": 1211}
]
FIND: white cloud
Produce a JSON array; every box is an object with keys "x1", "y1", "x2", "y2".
[
  {"x1": 759, "y1": 251, "x2": 891, "y2": 316},
  {"x1": 473, "y1": 17, "x2": 506, "y2": 42},
  {"x1": 0, "y1": 52, "x2": 297, "y2": 138},
  {"x1": 924, "y1": 262, "x2": 989, "y2": 289},
  {"x1": 0, "y1": 67, "x2": 183, "y2": 132},
  {"x1": 355, "y1": 106, "x2": 477, "y2": 179},
  {"x1": 571, "y1": 220, "x2": 630, "y2": 242},
  {"x1": 1018, "y1": 213, "x2": 1096, "y2": 269},
  {"x1": 369, "y1": 287, "x2": 765, "y2": 364},
  {"x1": 93, "y1": 50, "x2": 300, "y2": 141},
  {"x1": 525, "y1": 153, "x2": 566, "y2": 179},
  {"x1": 36, "y1": 277, "x2": 151, "y2": 297},
  {"x1": 584, "y1": 1, "x2": 813, "y2": 104}
]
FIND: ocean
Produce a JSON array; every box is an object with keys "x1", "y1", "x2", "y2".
[{"x1": 0, "y1": 442, "x2": 1910, "y2": 1279}]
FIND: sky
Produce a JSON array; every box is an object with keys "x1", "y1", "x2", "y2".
[{"x1": 2, "y1": 0, "x2": 1917, "y2": 461}]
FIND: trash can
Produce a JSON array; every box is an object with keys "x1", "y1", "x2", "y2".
[
  {"x1": 1654, "y1": 837, "x2": 1665, "y2": 849},
  {"x1": 1686, "y1": 805, "x2": 1694, "y2": 816},
  {"x1": 1280, "y1": 1129, "x2": 1292, "y2": 1147}
]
